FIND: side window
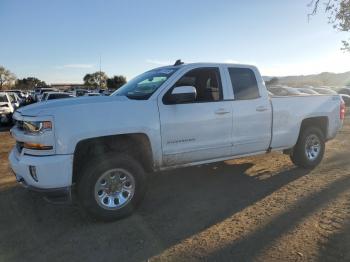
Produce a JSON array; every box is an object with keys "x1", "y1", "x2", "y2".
[
  {"x1": 56, "y1": 94, "x2": 69, "y2": 99},
  {"x1": 8, "y1": 94, "x2": 14, "y2": 103},
  {"x1": 228, "y1": 68, "x2": 260, "y2": 100},
  {"x1": 170, "y1": 67, "x2": 223, "y2": 103}
]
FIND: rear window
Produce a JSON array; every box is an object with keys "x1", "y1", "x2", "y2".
[
  {"x1": 49, "y1": 94, "x2": 70, "y2": 100},
  {"x1": 228, "y1": 68, "x2": 260, "y2": 100}
]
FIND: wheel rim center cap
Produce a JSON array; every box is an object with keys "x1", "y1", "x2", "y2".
[{"x1": 109, "y1": 181, "x2": 122, "y2": 193}]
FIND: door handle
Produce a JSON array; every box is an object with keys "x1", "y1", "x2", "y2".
[
  {"x1": 256, "y1": 106, "x2": 268, "y2": 112},
  {"x1": 215, "y1": 108, "x2": 230, "y2": 115}
]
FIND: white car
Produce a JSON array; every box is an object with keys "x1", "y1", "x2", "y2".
[
  {"x1": 84, "y1": 92, "x2": 102, "y2": 97},
  {"x1": 41, "y1": 92, "x2": 73, "y2": 101},
  {"x1": 0, "y1": 92, "x2": 15, "y2": 124},
  {"x1": 35, "y1": 88, "x2": 58, "y2": 101},
  {"x1": 9, "y1": 62, "x2": 345, "y2": 221},
  {"x1": 6, "y1": 92, "x2": 22, "y2": 108},
  {"x1": 268, "y1": 85, "x2": 308, "y2": 96},
  {"x1": 340, "y1": 94, "x2": 350, "y2": 107},
  {"x1": 73, "y1": 89, "x2": 89, "y2": 97},
  {"x1": 296, "y1": 87, "x2": 320, "y2": 95},
  {"x1": 312, "y1": 87, "x2": 338, "y2": 95}
]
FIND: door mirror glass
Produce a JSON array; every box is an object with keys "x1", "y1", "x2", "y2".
[{"x1": 169, "y1": 86, "x2": 197, "y2": 104}]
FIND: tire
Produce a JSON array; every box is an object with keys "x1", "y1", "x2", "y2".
[
  {"x1": 77, "y1": 153, "x2": 147, "y2": 221},
  {"x1": 290, "y1": 126, "x2": 325, "y2": 169}
]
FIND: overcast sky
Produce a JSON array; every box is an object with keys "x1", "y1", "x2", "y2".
[{"x1": 1, "y1": 0, "x2": 349, "y2": 84}]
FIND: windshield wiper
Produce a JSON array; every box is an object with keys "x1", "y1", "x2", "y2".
[{"x1": 126, "y1": 94, "x2": 148, "y2": 100}]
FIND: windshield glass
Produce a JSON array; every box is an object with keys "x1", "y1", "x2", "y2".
[
  {"x1": 112, "y1": 68, "x2": 178, "y2": 100},
  {"x1": 0, "y1": 94, "x2": 8, "y2": 102}
]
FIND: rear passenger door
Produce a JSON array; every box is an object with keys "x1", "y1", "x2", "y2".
[{"x1": 226, "y1": 67, "x2": 272, "y2": 155}]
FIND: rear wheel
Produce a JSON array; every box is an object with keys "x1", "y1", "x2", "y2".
[
  {"x1": 77, "y1": 153, "x2": 147, "y2": 221},
  {"x1": 290, "y1": 126, "x2": 325, "y2": 169}
]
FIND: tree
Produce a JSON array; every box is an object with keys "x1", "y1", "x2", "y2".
[
  {"x1": 83, "y1": 71, "x2": 108, "y2": 89},
  {"x1": 15, "y1": 77, "x2": 47, "y2": 90},
  {"x1": 107, "y1": 75, "x2": 127, "y2": 90},
  {"x1": 0, "y1": 66, "x2": 16, "y2": 90},
  {"x1": 265, "y1": 77, "x2": 279, "y2": 86},
  {"x1": 309, "y1": 0, "x2": 350, "y2": 51}
]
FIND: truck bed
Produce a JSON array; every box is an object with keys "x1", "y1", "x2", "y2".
[{"x1": 270, "y1": 94, "x2": 342, "y2": 150}]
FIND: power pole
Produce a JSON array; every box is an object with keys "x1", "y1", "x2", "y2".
[{"x1": 99, "y1": 55, "x2": 102, "y2": 91}]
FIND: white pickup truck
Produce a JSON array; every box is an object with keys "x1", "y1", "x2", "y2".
[{"x1": 9, "y1": 62, "x2": 345, "y2": 221}]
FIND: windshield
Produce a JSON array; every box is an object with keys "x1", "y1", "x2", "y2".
[
  {"x1": 42, "y1": 93, "x2": 49, "y2": 100},
  {"x1": 0, "y1": 95, "x2": 8, "y2": 102},
  {"x1": 112, "y1": 68, "x2": 178, "y2": 100}
]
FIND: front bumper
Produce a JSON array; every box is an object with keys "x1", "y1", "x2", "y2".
[
  {"x1": 15, "y1": 175, "x2": 71, "y2": 203},
  {"x1": 9, "y1": 148, "x2": 73, "y2": 190}
]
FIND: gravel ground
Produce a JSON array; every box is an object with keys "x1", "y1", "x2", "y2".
[{"x1": 0, "y1": 119, "x2": 349, "y2": 262}]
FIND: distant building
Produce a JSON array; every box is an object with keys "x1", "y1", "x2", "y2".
[{"x1": 50, "y1": 83, "x2": 86, "y2": 91}]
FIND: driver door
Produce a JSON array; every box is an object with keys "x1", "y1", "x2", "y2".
[{"x1": 158, "y1": 67, "x2": 233, "y2": 166}]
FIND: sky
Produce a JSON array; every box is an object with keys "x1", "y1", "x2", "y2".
[{"x1": 0, "y1": 0, "x2": 349, "y2": 84}]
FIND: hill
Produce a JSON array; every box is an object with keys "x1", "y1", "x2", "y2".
[{"x1": 264, "y1": 71, "x2": 350, "y2": 87}]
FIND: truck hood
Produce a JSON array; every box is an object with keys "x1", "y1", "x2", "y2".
[{"x1": 17, "y1": 96, "x2": 129, "y2": 116}]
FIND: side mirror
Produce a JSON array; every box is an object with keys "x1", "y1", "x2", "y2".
[{"x1": 168, "y1": 86, "x2": 197, "y2": 104}]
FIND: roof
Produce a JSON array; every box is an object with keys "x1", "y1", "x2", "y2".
[
  {"x1": 44, "y1": 91, "x2": 66, "y2": 95},
  {"x1": 147, "y1": 63, "x2": 258, "y2": 77}
]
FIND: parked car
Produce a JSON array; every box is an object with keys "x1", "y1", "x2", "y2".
[
  {"x1": 340, "y1": 94, "x2": 350, "y2": 107},
  {"x1": 338, "y1": 87, "x2": 350, "y2": 96},
  {"x1": 312, "y1": 87, "x2": 338, "y2": 95},
  {"x1": 35, "y1": 88, "x2": 58, "y2": 101},
  {"x1": 41, "y1": 92, "x2": 50, "y2": 102},
  {"x1": 9, "y1": 62, "x2": 345, "y2": 221},
  {"x1": 84, "y1": 92, "x2": 102, "y2": 97},
  {"x1": 7, "y1": 92, "x2": 22, "y2": 108},
  {"x1": 73, "y1": 89, "x2": 89, "y2": 97},
  {"x1": 0, "y1": 92, "x2": 15, "y2": 124},
  {"x1": 4, "y1": 90, "x2": 25, "y2": 105},
  {"x1": 42, "y1": 92, "x2": 74, "y2": 101},
  {"x1": 103, "y1": 90, "x2": 113, "y2": 96},
  {"x1": 4, "y1": 89, "x2": 27, "y2": 99},
  {"x1": 268, "y1": 85, "x2": 307, "y2": 96},
  {"x1": 296, "y1": 87, "x2": 320, "y2": 95}
]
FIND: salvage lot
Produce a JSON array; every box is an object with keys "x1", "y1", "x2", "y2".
[{"x1": 0, "y1": 119, "x2": 350, "y2": 262}]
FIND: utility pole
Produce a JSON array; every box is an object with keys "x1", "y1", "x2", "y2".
[{"x1": 99, "y1": 55, "x2": 102, "y2": 92}]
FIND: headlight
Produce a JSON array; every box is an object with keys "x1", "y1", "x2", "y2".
[{"x1": 22, "y1": 121, "x2": 52, "y2": 134}]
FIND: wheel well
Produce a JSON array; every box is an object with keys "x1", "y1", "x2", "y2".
[
  {"x1": 300, "y1": 117, "x2": 328, "y2": 139},
  {"x1": 72, "y1": 133, "x2": 153, "y2": 184}
]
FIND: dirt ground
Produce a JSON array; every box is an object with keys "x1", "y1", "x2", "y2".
[{"x1": 1, "y1": 119, "x2": 350, "y2": 262}]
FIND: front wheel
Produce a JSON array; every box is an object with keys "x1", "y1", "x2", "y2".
[
  {"x1": 77, "y1": 153, "x2": 147, "y2": 221},
  {"x1": 290, "y1": 126, "x2": 325, "y2": 169}
]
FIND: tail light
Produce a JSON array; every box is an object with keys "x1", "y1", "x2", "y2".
[{"x1": 340, "y1": 100, "x2": 346, "y2": 120}]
